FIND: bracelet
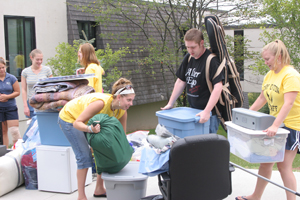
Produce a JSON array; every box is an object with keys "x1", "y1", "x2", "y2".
[{"x1": 88, "y1": 126, "x2": 94, "y2": 133}]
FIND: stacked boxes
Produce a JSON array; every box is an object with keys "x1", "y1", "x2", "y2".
[
  {"x1": 36, "y1": 112, "x2": 92, "y2": 193},
  {"x1": 226, "y1": 108, "x2": 290, "y2": 163}
]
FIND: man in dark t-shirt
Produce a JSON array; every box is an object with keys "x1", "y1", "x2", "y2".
[{"x1": 161, "y1": 28, "x2": 224, "y2": 133}]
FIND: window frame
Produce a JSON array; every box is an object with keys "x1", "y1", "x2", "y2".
[
  {"x1": 4, "y1": 15, "x2": 36, "y2": 81},
  {"x1": 77, "y1": 20, "x2": 97, "y2": 49}
]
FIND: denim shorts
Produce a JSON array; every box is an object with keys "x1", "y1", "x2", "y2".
[
  {"x1": 57, "y1": 116, "x2": 93, "y2": 169},
  {"x1": 284, "y1": 126, "x2": 300, "y2": 151},
  {"x1": 0, "y1": 106, "x2": 19, "y2": 121}
]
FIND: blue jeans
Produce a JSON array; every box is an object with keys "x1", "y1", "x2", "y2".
[
  {"x1": 57, "y1": 116, "x2": 93, "y2": 169},
  {"x1": 209, "y1": 115, "x2": 220, "y2": 134}
]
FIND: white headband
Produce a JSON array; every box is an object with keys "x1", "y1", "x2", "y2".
[{"x1": 114, "y1": 87, "x2": 135, "y2": 96}]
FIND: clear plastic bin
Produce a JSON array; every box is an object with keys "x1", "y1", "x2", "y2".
[{"x1": 225, "y1": 121, "x2": 289, "y2": 163}]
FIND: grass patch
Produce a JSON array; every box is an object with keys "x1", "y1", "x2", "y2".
[{"x1": 134, "y1": 125, "x2": 300, "y2": 172}]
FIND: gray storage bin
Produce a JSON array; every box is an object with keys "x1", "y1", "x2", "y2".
[
  {"x1": 102, "y1": 162, "x2": 148, "y2": 200},
  {"x1": 232, "y1": 108, "x2": 279, "y2": 130}
]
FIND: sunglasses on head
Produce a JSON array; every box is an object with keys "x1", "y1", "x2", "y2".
[
  {"x1": 115, "y1": 85, "x2": 134, "y2": 96},
  {"x1": 119, "y1": 85, "x2": 133, "y2": 93}
]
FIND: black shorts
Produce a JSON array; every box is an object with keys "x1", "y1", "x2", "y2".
[
  {"x1": 284, "y1": 126, "x2": 300, "y2": 151},
  {"x1": 0, "y1": 106, "x2": 19, "y2": 122}
]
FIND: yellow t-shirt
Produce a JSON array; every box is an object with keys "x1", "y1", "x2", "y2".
[
  {"x1": 262, "y1": 65, "x2": 300, "y2": 130},
  {"x1": 59, "y1": 93, "x2": 125, "y2": 124},
  {"x1": 85, "y1": 63, "x2": 104, "y2": 93},
  {"x1": 14, "y1": 55, "x2": 24, "y2": 69}
]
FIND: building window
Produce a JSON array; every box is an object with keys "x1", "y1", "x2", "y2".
[
  {"x1": 234, "y1": 30, "x2": 244, "y2": 81},
  {"x1": 4, "y1": 16, "x2": 36, "y2": 80},
  {"x1": 77, "y1": 21, "x2": 97, "y2": 48}
]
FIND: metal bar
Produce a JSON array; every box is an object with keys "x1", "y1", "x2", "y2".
[{"x1": 230, "y1": 162, "x2": 300, "y2": 197}]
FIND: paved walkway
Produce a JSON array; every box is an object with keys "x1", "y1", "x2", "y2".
[{"x1": 1, "y1": 168, "x2": 300, "y2": 200}]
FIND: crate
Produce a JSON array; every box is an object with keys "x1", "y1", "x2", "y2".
[
  {"x1": 156, "y1": 107, "x2": 210, "y2": 138},
  {"x1": 225, "y1": 121, "x2": 289, "y2": 163},
  {"x1": 36, "y1": 112, "x2": 71, "y2": 146},
  {"x1": 102, "y1": 162, "x2": 148, "y2": 200}
]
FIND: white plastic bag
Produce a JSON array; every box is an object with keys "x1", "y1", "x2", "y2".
[
  {"x1": 155, "y1": 124, "x2": 172, "y2": 137},
  {"x1": 127, "y1": 130, "x2": 149, "y2": 149}
]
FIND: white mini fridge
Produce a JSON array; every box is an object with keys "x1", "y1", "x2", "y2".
[{"x1": 36, "y1": 145, "x2": 92, "y2": 193}]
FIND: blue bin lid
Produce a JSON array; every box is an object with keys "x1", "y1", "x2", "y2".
[{"x1": 156, "y1": 107, "x2": 205, "y2": 122}]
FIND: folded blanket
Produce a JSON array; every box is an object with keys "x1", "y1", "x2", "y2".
[
  {"x1": 33, "y1": 100, "x2": 69, "y2": 111},
  {"x1": 33, "y1": 79, "x2": 89, "y2": 93},
  {"x1": 29, "y1": 84, "x2": 95, "y2": 110}
]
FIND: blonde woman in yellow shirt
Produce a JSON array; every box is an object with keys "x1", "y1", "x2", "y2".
[
  {"x1": 236, "y1": 40, "x2": 300, "y2": 200},
  {"x1": 58, "y1": 78, "x2": 135, "y2": 200}
]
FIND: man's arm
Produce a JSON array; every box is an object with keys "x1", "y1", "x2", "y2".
[{"x1": 196, "y1": 81, "x2": 222, "y2": 123}]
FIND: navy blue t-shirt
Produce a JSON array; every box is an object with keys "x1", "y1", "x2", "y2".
[
  {"x1": 0, "y1": 72, "x2": 18, "y2": 107},
  {"x1": 176, "y1": 50, "x2": 224, "y2": 114}
]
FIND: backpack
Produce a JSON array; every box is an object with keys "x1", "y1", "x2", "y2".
[{"x1": 203, "y1": 14, "x2": 244, "y2": 131}]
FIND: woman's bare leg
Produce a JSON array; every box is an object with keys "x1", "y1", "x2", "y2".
[
  {"x1": 77, "y1": 168, "x2": 88, "y2": 200},
  {"x1": 277, "y1": 149, "x2": 298, "y2": 200},
  {"x1": 94, "y1": 174, "x2": 106, "y2": 195},
  {"x1": 236, "y1": 162, "x2": 274, "y2": 200},
  {"x1": 2, "y1": 121, "x2": 8, "y2": 148}
]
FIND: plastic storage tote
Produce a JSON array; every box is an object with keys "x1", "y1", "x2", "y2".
[
  {"x1": 156, "y1": 107, "x2": 211, "y2": 138},
  {"x1": 36, "y1": 112, "x2": 71, "y2": 146},
  {"x1": 102, "y1": 161, "x2": 148, "y2": 200},
  {"x1": 225, "y1": 121, "x2": 289, "y2": 163}
]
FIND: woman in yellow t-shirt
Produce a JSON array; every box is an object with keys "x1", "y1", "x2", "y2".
[
  {"x1": 236, "y1": 40, "x2": 300, "y2": 200},
  {"x1": 58, "y1": 78, "x2": 135, "y2": 200},
  {"x1": 77, "y1": 43, "x2": 105, "y2": 93}
]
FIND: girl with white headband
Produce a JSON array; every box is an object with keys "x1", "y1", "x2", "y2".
[{"x1": 58, "y1": 77, "x2": 135, "y2": 200}]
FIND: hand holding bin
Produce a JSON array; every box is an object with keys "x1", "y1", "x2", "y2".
[
  {"x1": 156, "y1": 107, "x2": 211, "y2": 138},
  {"x1": 225, "y1": 121, "x2": 289, "y2": 163}
]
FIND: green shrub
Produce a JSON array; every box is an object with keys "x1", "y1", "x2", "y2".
[{"x1": 248, "y1": 92, "x2": 269, "y2": 114}]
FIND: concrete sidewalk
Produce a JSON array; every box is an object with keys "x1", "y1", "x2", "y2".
[{"x1": 1, "y1": 169, "x2": 300, "y2": 200}]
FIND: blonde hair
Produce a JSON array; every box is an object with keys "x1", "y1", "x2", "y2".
[
  {"x1": 262, "y1": 39, "x2": 291, "y2": 70},
  {"x1": 29, "y1": 49, "x2": 43, "y2": 58},
  {"x1": 111, "y1": 78, "x2": 133, "y2": 98},
  {"x1": 79, "y1": 43, "x2": 100, "y2": 69},
  {"x1": 184, "y1": 28, "x2": 204, "y2": 45}
]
